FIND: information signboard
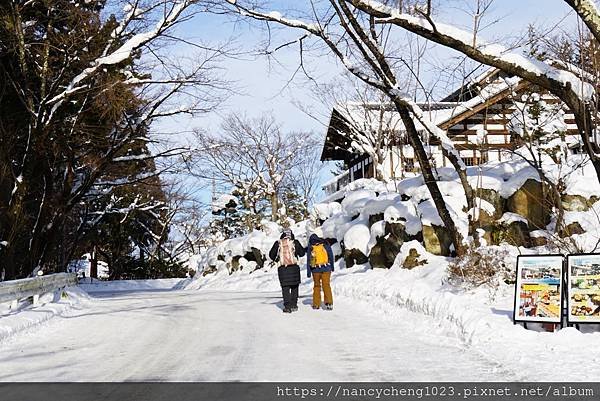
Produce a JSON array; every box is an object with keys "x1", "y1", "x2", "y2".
[
  {"x1": 567, "y1": 254, "x2": 600, "y2": 323},
  {"x1": 514, "y1": 255, "x2": 564, "y2": 324}
]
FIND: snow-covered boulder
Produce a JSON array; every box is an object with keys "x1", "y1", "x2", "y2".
[
  {"x1": 422, "y1": 225, "x2": 453, "y2": 256},
  {"x1": 341, "y1": 189, "x2": 377, "y2": 216},
  {"x1": 368, "y1": 220, "x2": 410, "y2": 269},
  {"x1": 384, "y1": 203, "x2": 421, "y2": 236},
  {"x1": 344, "y1": 223, "x2": 370, "y2": 255},
  {"x1": 369, "y1": 236, "x2": 402, "y2": 269},
  {"x1": 530, "y1": 230, "x2": 551, "y2": 247},
  {"x1": 343, "y1": 223, "x2": 370, "y2": 268},
  {"x1": 476, "y1": 188, "x2": 505, "y2": 219},
  {"x1": 561, "y1": 194, "x2": 598, "y2": 212},
  {"x1": 506, "y1": 179, "x2": 548, "y2": 229},
  {"x1": 394, "y1": 241, "x2": 429, "y2": 270},
  {"x1": 492, "y1": 213, "x2": 531, "y2": 247},
  {"x1": 559, "y1": 222, "x2": 585, "y2": 238},
  {"x1": 313, "y1": 202, "x2": 342, "y2": 221}
]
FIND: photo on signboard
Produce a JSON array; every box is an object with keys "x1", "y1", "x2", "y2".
[
  {"x1": 514, "y1": 255, "x2": 564, "y2": 323},
  {"x1": 567, "y1": 254, "x2": 600, "y2": 323}
]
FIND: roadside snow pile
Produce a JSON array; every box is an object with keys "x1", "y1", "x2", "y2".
[
  {"x1": 0, "y1": 286, "x2": 90, "y2": 343},
  {"x1": 79, "y1": 278, "x2": 186, "y2": 293},
  {"x1": 184, "y1": 264, "x2": 282, "y2": 292}
]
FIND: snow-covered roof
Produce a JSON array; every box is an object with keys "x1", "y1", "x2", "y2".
[
  {"x1": 442, "y1": 66, "x2": 501, "y2": 102},
  {"x1": 321, "y1": 71, "x2": 518, "y2": 161}
]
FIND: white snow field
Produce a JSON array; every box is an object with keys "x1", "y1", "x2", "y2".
[{"x1": 0, "y1": 285, "x2": 516, "y2": 382}]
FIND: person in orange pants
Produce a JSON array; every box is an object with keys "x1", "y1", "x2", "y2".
[
  {"x1": 306, "y1": 233, "x2": 335, "y2": 310},
  {"x1": 311, "y1": 271, "x2": 333, "y2": 308}
]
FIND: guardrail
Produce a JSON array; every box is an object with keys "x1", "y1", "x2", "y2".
[{"x1": 0, "y1": 273, "x2": 78, "y2": 308}]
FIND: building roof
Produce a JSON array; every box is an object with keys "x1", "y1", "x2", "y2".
[{"x1": 320, "y1": 69, "x2": 524, "y2": 162}]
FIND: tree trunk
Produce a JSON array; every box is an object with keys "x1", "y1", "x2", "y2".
[
  {"x1": 564, "y1": 0, "x2": 600, "y2": 44},
  {"x1": 563, "y1": 92, "x2": 600, "y2": 180},
  {"x1": 394, "y1": 101, "x2": 466, "y2": 256},
  {"x1": 271, "y1": 193, "x2": 279, "y2": 222},
  {"x1": 90, "y1": 246, "x2": 98, "y2": 279},
  {"x1": 441, "y1": 148, "x2": 474, "y2": 213}
]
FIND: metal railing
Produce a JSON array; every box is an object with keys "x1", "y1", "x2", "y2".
[{"x1": 0, "y1": 273, "x2": 78, "y2": 308}]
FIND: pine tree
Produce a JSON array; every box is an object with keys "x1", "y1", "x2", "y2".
[
  {"x1": 210, "y1": 193, "x2": 246, "y2": 240},
  {"x1": 0, "y1": 0, "x2": 168, "y2": 278}
]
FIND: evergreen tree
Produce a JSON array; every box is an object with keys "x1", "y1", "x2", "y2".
[
  {"x1": 0, "y1": 0, "x2": 192, "y2": 279},
  {"x1": 210, "y1": 193, "x2": 246, "y2": 240}
]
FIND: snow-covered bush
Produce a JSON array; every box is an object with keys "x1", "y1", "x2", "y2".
[{"x1": 446, "y1": 244, "x2": 516, "y2": 289}]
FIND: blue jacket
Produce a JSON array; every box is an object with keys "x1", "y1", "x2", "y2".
[{"x1": 306, "y1": 234, "x2": 334, "y2": 277}]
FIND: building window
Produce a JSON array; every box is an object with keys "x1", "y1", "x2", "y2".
[
  {"x1": 462, "y1": 157, "x2": 475, "y2": 166},
  {"x1": 461, "y1": 156, "x2": 487, "y2": 166}
]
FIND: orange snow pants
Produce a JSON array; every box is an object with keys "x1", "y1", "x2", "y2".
[{"x1": 312, "y1": 272, "x2": 333, "y2": 307}]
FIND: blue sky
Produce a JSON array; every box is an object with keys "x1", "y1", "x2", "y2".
[
  {"x1": 154, "y1": 0, "x2": 580, "y2": 204},
  {"x1": 171, "y1": 0, "x2": 579, "y2": 131}
]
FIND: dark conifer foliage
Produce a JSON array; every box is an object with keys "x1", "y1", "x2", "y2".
[{"x1": 0, "y1": 0, "x2": 194, "y2": 279}]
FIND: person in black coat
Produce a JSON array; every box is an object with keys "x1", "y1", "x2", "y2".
[{"x1": 269, "y1": 229, "x2": 306, "y2": 313}]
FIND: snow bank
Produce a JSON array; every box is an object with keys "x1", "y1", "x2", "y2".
[
  {"x1": 79, "y1": 278, "x2": 186, "y2": 292},
  {"x1": 0, "y1": 286, "x2": 90, "y2": 343}
]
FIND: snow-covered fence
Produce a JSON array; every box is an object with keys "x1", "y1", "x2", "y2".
[{"x1": 0, "y1": 273, "x2": 78, "y2": 308}]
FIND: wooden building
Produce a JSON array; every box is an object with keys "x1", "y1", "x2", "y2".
[{"x1": 321, "y1": 68, "x2": 581, "y2": 197}]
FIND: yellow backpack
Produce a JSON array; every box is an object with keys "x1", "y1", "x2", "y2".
[{"x1": 310, "y1": 243, "x2": 329, "y2": 268}]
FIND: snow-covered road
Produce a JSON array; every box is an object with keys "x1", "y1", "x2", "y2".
[{"x1": 0, "y1": 289, "x2": 518, "y2": 381}]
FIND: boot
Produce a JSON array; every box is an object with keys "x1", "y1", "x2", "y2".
[{"x1": 324, "y1": 303, "x2": 333, "y2": 310}]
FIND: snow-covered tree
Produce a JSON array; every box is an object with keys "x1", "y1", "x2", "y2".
[
  {"x1": 191, "y1": 113, "x2": 320, "y2": 228},
  {"x1": 310, "y1": 77, "x2": 405, "y2": 181},
  {"x1": 210, "y1": 193, "x2": 248, "y2": 239},
  {"x1": 0, "y1": 0, "x2": 227, "y2": 279},
  {"x1": 342, "y1": 0, "x2": 600, "y2": 183},
  {"x1": 507, "y1": 90, "x2": 584, "y2": 237}
]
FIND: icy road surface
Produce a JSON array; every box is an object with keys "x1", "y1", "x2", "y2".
[{"x1": 0, "y1": 290, "x2": 517, "y2": 381}]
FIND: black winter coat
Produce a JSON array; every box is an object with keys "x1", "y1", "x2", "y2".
[{"x1": 269, "y1": 237, "x2": 306, "y2": 286}]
